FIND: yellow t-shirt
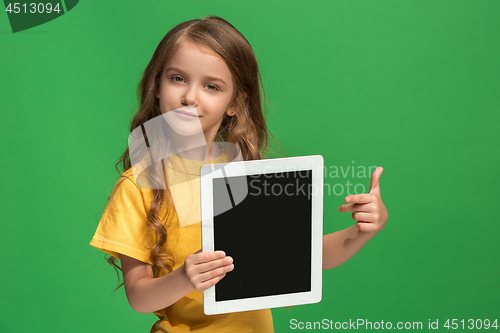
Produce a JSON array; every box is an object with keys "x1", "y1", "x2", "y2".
[{"x1": 90, "y1": 153, "x2": 274, "y2": 333}]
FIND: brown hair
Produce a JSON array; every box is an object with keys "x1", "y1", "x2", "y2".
[{"x1": 104, "y1": 16, "x2": 282, "y2": 284}]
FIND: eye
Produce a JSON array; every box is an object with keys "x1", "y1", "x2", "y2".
[
  {"x1": 171, "y1": 75, "x2": 185, "y2": 83},
  {"x1": 206, "y1": 84, "x2": 220, "y2": 91}
]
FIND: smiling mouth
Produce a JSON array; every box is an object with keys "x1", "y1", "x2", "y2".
[{"x1": 174, "y1": 109, "x2": 200, "y2": 119}]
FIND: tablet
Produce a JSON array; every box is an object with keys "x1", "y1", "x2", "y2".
[{"x1": 200, "y1": 155, "x2": 324, "y2": 315}]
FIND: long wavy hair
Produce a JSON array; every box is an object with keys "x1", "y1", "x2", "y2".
[{"x1": 103, "y1": 16, "x2": 282, "y2": 286}]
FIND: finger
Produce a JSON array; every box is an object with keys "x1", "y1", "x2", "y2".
[
  {"x1": 199, "y1": 263, "x2": 234, "y2": 283},
  {"x1": 198, "y1": 257, "x2": 233, "y2": 274},
  {"x1": 351, "y1": 212, "x2": 373, "y2": 222},
  {"x1": 338, "y1": 202, "x2": 373, "y2": 213},
  {"x1": 356, "y1": 221, "x2": 378, "y2": 233},
  {"x1": 369, "y1": 167, "x2": 383, "y2": 196},
  {"x1": 191, "y1": 263, "x2": 234, "y2": 290},
  {"x1": 189, "y1": 251, "x2": 226, "y2": 265},
  {"x1": 344, "y1": 193, "x2": 376, "y2": 204},
  {"x1": 195, "y1": 270, "x2": 229, "y2": 292}
]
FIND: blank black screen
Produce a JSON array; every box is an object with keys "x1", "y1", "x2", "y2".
[{"x1": 213, "y1": 170, "x2": 312, "y2": 302}]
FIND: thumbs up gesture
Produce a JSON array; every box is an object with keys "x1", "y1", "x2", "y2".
[{"x1": 338, "y1": 167, "x2": 388, "y2": 233}]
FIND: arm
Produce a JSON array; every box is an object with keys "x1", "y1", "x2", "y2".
[
  {"x1": 323, "y1": 225, "x2": 379, "y2": 270},
  {"x1": 121, "y1": 251, "x2": 234, "y2": 314},
  {"x1": 323, "y1": 167, "x2": 388, "y2": 270}
]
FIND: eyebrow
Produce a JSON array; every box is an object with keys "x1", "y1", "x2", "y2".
[{"x1": 165, "y1": 66, "x2": 227, "y2": 86}]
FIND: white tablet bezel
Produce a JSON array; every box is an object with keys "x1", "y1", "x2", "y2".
[{"x1": 200, "y1": 155, "x2": 324, "y2": 315}]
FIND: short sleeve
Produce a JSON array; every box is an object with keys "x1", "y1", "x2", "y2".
[{"x1": 90, "y1": 174, "x2": 152, "y2": 264}]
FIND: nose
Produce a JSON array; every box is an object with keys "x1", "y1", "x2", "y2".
[{"x1": 182, "y1": 85, "x2": 198, "y2": 107}]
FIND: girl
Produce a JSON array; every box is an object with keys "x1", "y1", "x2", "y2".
[{"x1": 90, "y1": 16, "x2": 388, "y2": 333}]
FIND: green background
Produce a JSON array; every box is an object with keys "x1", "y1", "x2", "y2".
[{"x1": 1, "y1": 1, "x2": 499, "y2": 332}]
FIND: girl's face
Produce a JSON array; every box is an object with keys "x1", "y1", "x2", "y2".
[{"x1": 157, "y1": 42, "x2": 236, "y2": 142}]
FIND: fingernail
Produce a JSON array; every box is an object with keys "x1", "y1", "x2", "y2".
[
  {"x1": 227, "y1": 257, "x2": 233, "y2": 264},
  {"x1": 220, "y1": 252, "x2": 225, "y2": 258},
  {"x1": 346, "y1": 197, "x2": 350, "y2": 202}
]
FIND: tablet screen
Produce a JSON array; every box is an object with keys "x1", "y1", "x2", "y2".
[
  {"x1": 201, "y1": 155, "x2": 323, "y2": 314},
  {"x1": 213, "y1": 170, "x2": 312, "y2": 301}
]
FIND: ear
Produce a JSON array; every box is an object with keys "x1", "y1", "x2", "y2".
[
  {"x1": 226, "y1": 91, "x2": 247, "y2": 116},
  {"x1": 226, "y1": 107, "x2": 238, "y2": 117}
]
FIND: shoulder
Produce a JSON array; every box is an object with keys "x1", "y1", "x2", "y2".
[
  {"x1": 91, "y1": 169, "x2": 155, "y2": 264},
  {"x1": 108, "y1": 168, "x2": 158, "y2": 213},
  {"x1": 111, "y1": 169, "x2": 144, "y2": 197}
]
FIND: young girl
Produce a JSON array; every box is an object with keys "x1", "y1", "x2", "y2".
[{"x1": 90, "y1": 16, "x2": 388, "y2": 333}]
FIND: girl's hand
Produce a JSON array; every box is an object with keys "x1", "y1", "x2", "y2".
[
  {"x1": 182, "y1": 250, "x2": 234, "y2": 292},
  {"x1": 338, "y1": 167, "x2": 388, "y2": 233}
]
